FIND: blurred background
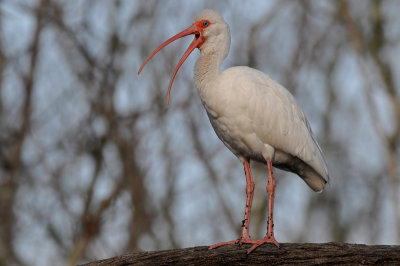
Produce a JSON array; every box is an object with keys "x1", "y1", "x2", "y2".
[{"x1": 0, "y1": 0, "x2": 399, "y2": 265}]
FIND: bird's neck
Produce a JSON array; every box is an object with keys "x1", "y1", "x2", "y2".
[
  {"x1": 194, "y1": 51, "x2": 222, "y2": 90},
  {"x1": 194, "y1": 31, "x2": 230, "y2": 91}
]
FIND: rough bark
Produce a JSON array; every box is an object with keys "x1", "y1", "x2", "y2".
[{"x1": 79, "y1": 243, "x2": 400, "y2": 265}]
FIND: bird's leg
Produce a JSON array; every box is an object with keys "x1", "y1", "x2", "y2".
[
  {"x1": 209, "y1": 160, "x2": 255, "y2": 249},
  {"x1": 265, "y1": 159, "x2": 279, "y2": 246},
  {"x1": 240, "y1": 160, "x2": 254, "y2": 242},
  {"x1": 247, "y1": 159, "x2": 279, "y2": 253}
]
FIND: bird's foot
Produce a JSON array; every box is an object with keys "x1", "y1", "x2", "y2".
[
  {"x1": 208, "y1": 239, "x2": 240, "y2": 250},
  {"x1": 209, "y1": 235, "x2": 279, "y2": 253},
  {"x1": 245, "y1": 235, "x2": 279, "y2": 254},
  {"x1": 209, "y1": 235, "x2": 253, "y2": 250}
]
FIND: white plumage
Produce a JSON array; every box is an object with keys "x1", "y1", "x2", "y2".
[
  {"x1": 139, "y1": 9, "x2": 329, "y2": 253},
  {"x1": 198, "y1": 66, "x2": 328, "y2": 191},
  {"x1": 194, "y1": 10, "x2": 328, "y2": 191}
]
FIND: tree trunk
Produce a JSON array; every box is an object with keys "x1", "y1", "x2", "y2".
[{"x1": 79, "y1": 243, "x2": 400, "y2": 265}]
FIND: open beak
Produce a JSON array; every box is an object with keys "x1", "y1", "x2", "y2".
[{"x1": 138, "y1": 23, "x2": 205, "y2": 104}]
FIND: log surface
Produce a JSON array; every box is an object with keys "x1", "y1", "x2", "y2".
[{"x1": 79, "y1": 243, "x2": 400, "y2": 265}]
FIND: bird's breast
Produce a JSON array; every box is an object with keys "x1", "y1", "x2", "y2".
[
  {"x1": 204, "y1": 105, "x2": 268, "y2": 163},
  {"x1": 196, "y1": 70, "x2": 273, "y2": 163}
]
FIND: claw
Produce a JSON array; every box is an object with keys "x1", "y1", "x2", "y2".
[{"x1": 246, "y1": 236, "x2": 279, "y2": 254}]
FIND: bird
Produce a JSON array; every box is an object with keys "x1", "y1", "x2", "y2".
[{"x1": 138, "y1": 10, "x2": 329, "y2": 254}]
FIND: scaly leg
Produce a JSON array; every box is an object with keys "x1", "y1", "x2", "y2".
[
  {"x1": 247, "y1": 159, "x2": 279, "y2": 253},
  {"x1": 209, "y1": 160, "x2": 255, "y2": 249}
]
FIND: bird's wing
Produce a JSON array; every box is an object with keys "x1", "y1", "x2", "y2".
[{"x1": 222, "y1": 66, "x2": 329, "y2": 191}]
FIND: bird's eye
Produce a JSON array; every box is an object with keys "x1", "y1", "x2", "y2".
[{"x1": 203, "y1": 21, "x2": 209, "y2": 27}]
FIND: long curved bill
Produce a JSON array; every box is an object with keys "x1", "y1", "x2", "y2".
[{"x1": 138, "y1": 23, "x2": 204, "y2": 104}]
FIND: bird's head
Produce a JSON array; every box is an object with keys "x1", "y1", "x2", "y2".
[{"x1": 138, "y1": 10, "x2": 229, "y2": 104}]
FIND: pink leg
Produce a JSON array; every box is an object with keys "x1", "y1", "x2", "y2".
[
  {"x1": 239, "y1": 160, "x2": 255, "y2": 241},
  {"x1": 247, "y1": 159, "x2": 279, "y2": 253},
  {"x1": 209, "y1": 160, "x2": 255, "y2": 249}
]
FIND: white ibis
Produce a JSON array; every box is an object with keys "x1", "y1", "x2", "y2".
[{"x1": 138, "y1": 10, "x2": 329, "y2": 254}]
